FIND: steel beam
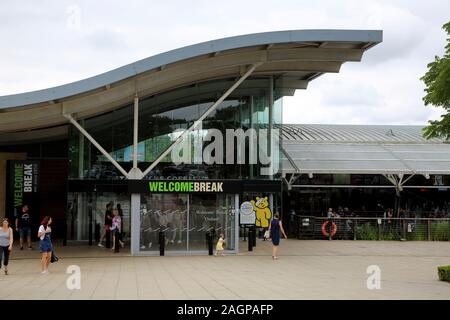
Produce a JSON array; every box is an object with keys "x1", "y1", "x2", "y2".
[
  {"x1": 63, "y1": 113, "x2": 129, "y2": 178},
  {"x1": 141, "y1": 63, "x2": 262, "y2": 178}
]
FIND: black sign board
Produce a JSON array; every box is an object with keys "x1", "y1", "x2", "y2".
[{"x1": 9, "y1": 160, "x2": 39, "y2": 208}]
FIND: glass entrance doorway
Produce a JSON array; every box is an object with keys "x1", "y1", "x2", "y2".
[
  {"x1": 139, "y1": 193, "x2": 237, "y2": 254},
  {"x1": 66, "y1": 191, "x2": 131, "y2": 249}
]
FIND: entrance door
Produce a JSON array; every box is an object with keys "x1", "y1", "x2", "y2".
[
  {"x1": 139, "y1": 193, "x2": 237, "y2": 253},
  {"x1": 140, "y1": 193, "x2": 188, "y2": 252},
  {"x1": 188, "y1": 193, "x2": 236, "y2": 251}
]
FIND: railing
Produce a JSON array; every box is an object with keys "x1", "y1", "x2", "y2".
[{"x1": 294, "y1": 216, "x2": 450, "y2": 241}]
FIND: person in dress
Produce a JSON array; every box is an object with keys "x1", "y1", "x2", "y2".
[
  {"x1": 111, "y1": 209, "x2": 124, "y2": 251},
  {"x1": 269, "y1": 213, "x2": 287, "y2": 260},
  {"x1": 38, "y1": 216, "x2": 53, "y2": 274},
  {"x1": 215, "y1": 233, "x2": 225, "y2": 256}
]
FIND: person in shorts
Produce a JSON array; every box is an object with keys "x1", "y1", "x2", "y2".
[
  {"x1": 15, "y1": 204, "x2": 32, "y2": 250},
  {"x1": 98, "y1": 202, "x2": 113, "y2": 247}
]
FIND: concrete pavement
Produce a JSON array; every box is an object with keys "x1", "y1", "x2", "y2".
[{"x1": 1, "y1": 240, "x2": 450, "y2": 299}]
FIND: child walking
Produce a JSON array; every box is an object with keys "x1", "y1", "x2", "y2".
[
  {"x1": 111, "y1": 209, "x2": 125, "y2": 251},
  {"x1": 215, "y1": 233, "x2": 225, "y2": 256}
]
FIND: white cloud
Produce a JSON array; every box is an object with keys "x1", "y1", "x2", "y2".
[{"x1": 0, "y1": 0, "x2": 448, "y2": 126}]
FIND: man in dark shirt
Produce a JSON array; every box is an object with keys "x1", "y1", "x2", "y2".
[
  {"x1": 98, "y1": 202, "x2": 113, "y2": 247},
  {"x1": 15, "y1": 204, "x2": 32, "y2": 250}
]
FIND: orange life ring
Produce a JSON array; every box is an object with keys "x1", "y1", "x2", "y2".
[{"x1": 322, "y1": 221, "x2": 337, "y2": 237}]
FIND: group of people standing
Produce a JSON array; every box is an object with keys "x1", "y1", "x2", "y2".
[
  {"x1": 0, "y1": 204, "x2": 55, "y2": 275},
  {"x1": 98, "y1": 202, "x2": 125, "y2": 251}
]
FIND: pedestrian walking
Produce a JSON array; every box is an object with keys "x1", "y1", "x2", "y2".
[
  {"x1": 215, "y1": 233, "x2": 225, "y2": 256},
  {"x1": 0, "y1": 218, "x2": 13, "y2": 275},
  {"x1": 111, "y1": 209, "x2": 124, "y2": 251},
  {"x1": 15, "y1": 204, "x2": 32, "y2": 250},
  {"x1": 116, "y1": 203, "x2": 124, "y2": 242},
  {"x1": 269, "y1": 213, "x2": 287, "y2": 260},
  {"x1": 98, "y1": 202, "x2": 113, "y2": 247},
  {"x1": 38, "y1": 216, "x2": 53, "y2": 275}
]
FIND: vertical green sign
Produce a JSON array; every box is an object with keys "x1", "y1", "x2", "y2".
[{"x1": 9, "y1": 160, "x2": 39, "y2": 208}]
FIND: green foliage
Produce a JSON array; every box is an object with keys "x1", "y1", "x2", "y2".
[
  {"x1": 437, "y1": 265, "x2": 450, "y2": 282},
  {"x1": 381, "y1": 228, "x2": 401, "y2": 241},
  {"x1": 348, "y1": 220, "x2": 450, "y2": 241},
  {"x1": 421, "y1": 21, "x2": 450, "y2": 140},
  {"x1": 356, "y1": 223, "x2": 377, "y2": 240},
  {"x1": 407, "y1": 224, "x2": 427, "y2": 241},
  {"x1": 431, "y1": 221, "x2": 450, "y2": 241}
]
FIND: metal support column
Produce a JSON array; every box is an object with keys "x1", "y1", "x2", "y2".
[
  {"x1": 268, "y1": 75, "x2": 274, "y2": 180},
  {"x1": 130, "y1": 193, "x2": 141, "y2": 255},
  {"x1": 133, "y1": 94, "x2": 139, "y2": 169}
]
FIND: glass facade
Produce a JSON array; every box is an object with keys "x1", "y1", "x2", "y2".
[
  {"x1": 67, "y1": 191, "x2": 131, "y2": 242},
  {"x1": 140, "y1": 193, "x2": 237, "y2": 253},
  {"x1": 66, "y1": 77, "x2": 283, "y2": 254},
  {"x1": 286, "y1": 174, "x2": 450, "y2": 217},
  {"x1": 68, "y1": 77, "x2": 283, "y2": 181}
]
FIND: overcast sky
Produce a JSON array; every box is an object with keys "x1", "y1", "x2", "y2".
[{"x1": 0, "y1": 0, "x2": 448, "y2": 125}]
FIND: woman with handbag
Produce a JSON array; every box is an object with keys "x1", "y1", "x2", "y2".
[
  {"x1": 0, "y1": 218, "x2": 13, "y2": 275},
  {"x1": 269, "y1": 213, "x2": 287, "y2": 260},
  {"x1": 37, "y1": 216, "x2": 53, "y2": 275}
]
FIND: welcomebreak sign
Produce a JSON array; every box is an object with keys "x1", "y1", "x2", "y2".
[
  {"x1": 128, "y1": 180, "x2": 241, "y2": 194},
  {"x1": 8, "y1": 160, "x2": 39, "y2": 209},
  {"x1": 127, "y1": 179, "x2": 282, "y2": 194},
  {"x1": 148, "y1": 181, "x2": 224, "y2": 193}
]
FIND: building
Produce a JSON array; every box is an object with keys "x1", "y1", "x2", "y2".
[
  {"x1": 281, "y1": 124, "x2": 450, "y2": 218},
  {"x1": 0, "y1": 29, "x2": 387, "y2": 255}
]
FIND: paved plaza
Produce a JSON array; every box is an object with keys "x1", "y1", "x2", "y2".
[{"x1": 1, "y1": 240, "x2": 450, "y2": 299}]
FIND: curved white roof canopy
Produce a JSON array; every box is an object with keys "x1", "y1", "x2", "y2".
[{"x1": 0, "y1": 29, "x2": 382, "y2": 137}]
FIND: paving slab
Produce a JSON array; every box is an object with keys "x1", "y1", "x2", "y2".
[{"x1": 1, "y1": 240, "x2": 450, "y2": 299}]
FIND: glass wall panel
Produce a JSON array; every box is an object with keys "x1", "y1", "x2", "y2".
[
  {"x1": 139, "y1": 193, "x2": 236, "y2": 253},
  {"x1": 67, "y1": 192, "x2": 130, "y2": 243},
  {"x1": 140, "y1": 193, "x2": 188, "y2": 252},
  {"x1": 68, "y1": 77, "x2": 284, "y2": 181}
]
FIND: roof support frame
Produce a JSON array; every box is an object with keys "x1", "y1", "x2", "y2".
[
  {"x1": 383, "y1": 173, "x2": 416, "y2": 196},
  {"x1": 140, "y1": 62, "x2": 262, "y2": 179},
  {"x1": 63, "y1": 112, "x2": 130, "y2": 178}
]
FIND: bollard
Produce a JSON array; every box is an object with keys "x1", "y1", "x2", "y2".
[
  {"x1": 114, "y1": 230, "x2": 120, "y2": 253},
  {"x1": 378, "y1": 220, "x2": 382, "y2": 241},
  {"x1": 248, "y1": 228, "x2": 253, "y2": 251},
  {"x1": 95, "y1": 223, "x2": 100, "y2": 244},
  {"x1": 252, "y1": 226, "x2": 257, "y2": 247},
  {"x1": 88, "y1": 214, "x2": 93, "y2": 246},
  {"x1": 206, "y1": 232, "x2": 213, "y2": 255},
  {"x1": 159, "y1": 231, "x2": 165, "y2": 256},
  {"x1": 63, "y1": 221, "x2": 68, "y2": 247},
  {"x1": 105, "y1": 229, "x2": 111, "y2": 248}
]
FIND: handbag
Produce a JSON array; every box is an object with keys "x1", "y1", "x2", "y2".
[
  {"x1": 264, "y1": 230, "x2": 270, "y2": 239},
  {"x1": 50, "y1": 251, "x2": 59, "y2": 263}
]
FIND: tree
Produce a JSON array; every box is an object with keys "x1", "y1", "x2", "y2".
[{"x1": 421, "y1": 21, "x2": 450, "y2": 140}]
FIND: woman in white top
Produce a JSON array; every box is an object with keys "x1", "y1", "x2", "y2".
[
  {"x1": 0, "y1": 218, "x2": 13, "y2": 275},
  {"x1": 37, "y1": 216, "x2": 53, "y2": 274}
]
